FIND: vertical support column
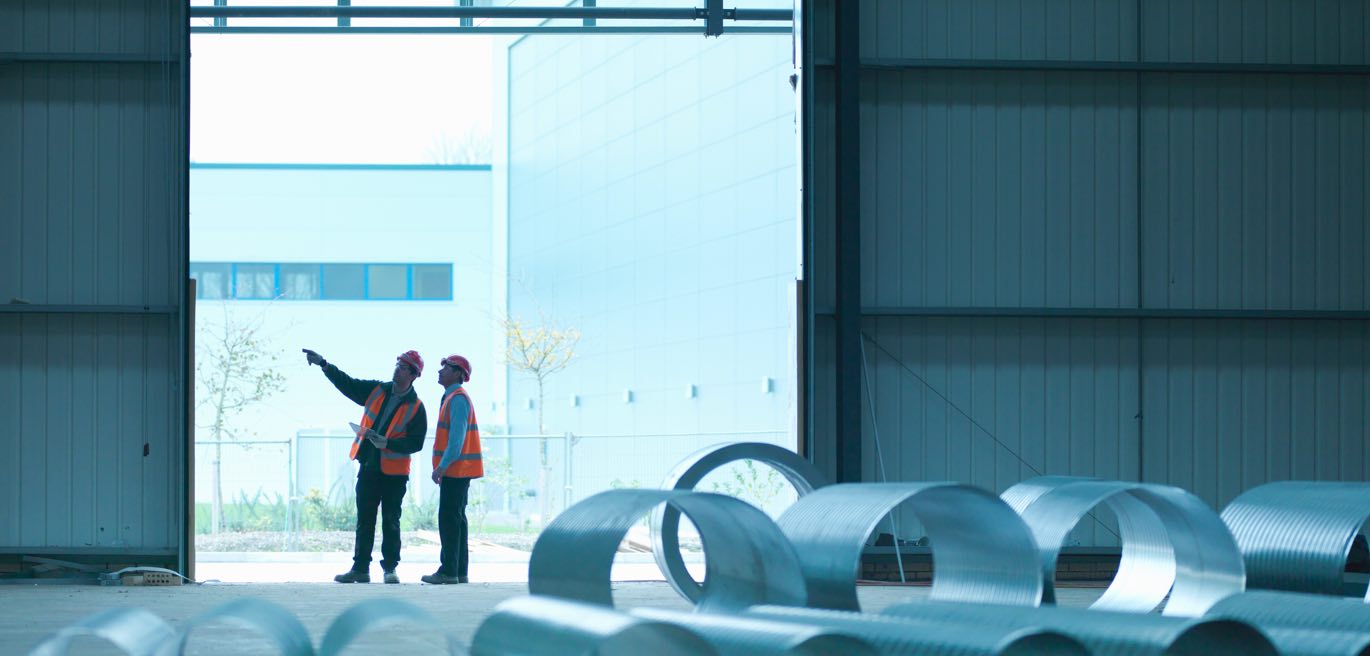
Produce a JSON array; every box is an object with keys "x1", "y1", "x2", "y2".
[
  {"x1": 833, "y1": 0, "x2": 862, "y2": 483},
  {"x1": 338, "y1": 0, "x2": 350, "y2": 28}
]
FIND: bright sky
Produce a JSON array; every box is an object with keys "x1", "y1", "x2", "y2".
[{"x1": 190, "y1": 34, "x2": 494, "y2": 164}]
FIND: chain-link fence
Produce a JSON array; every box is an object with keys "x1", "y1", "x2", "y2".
[{"x1": 195, "y1": 429, "x2": 791, "y2": 549}]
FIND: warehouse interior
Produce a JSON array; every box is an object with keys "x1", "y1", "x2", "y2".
[{"x1": 6, "y1": 1, "x2": 1370, "y2": 654}]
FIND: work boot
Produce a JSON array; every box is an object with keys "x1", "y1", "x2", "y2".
[
  {"x1": 421, "y1": 571, "x2": 463, "y2": 585},
  {"x1": 334, "y1": 570, "x2": 370, "y2": 583},
  {"x1": 383, "y1": 570, "x2": 400, "y2": 584}
]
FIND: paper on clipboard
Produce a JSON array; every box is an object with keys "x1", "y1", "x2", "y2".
[{"x1": 349, "y1": 422, "x2": 386, "y2": 447}]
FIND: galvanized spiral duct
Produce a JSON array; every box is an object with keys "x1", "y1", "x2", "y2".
[
  {"x1": 746, "y1": 605, "x2": 1090, "y2": 656},
  {"x1": 1002, "y1": 476, "x2": 1245, "y2": 616},
  {"x1": 1206, "y1": 590, "x2": 1370, "y2": 633},
  {"x1": 631, "y1": 607, "x2": 878, "y2": 656},
  {"x1": 1221, "y1": 481, "x2": 1370, "y2": 598},
  {"x1": 471, "y1": 596, "x2": 717, "y2": 656},
  {"x1": 882, "y1": 599, "x2": 1278, "y2": 656},
  {"x1": 28, "y1": 608, "x2": 175, "y2": 656},
  {"x1": 775, "y1": 482, "x2": 1044, "y2": 610},
  {"x1": 1258, "y1": 628, "x2": 1370, "y2": 656},
  {"x1": 153, "y1": 599, "x2": 314, "y2": 656},
  {"x1": 529, "y1": 488, "x2": 806, "y2": 612},
  {"x1": 650, "y1": 442, "x2": 827, "y2": 604},
  {"x1": 318, "y1": 598, "x2": 467, "y2": 656}
]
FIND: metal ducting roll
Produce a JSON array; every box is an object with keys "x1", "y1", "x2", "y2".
[
  {"x1": 471, "y1": 596, "x2": 716, "y2": 656},
  {"x1": 154, "y1": 598, "x2": 314, "y2": 656},
  {"x1": 1221, "y1": 481, "x2": 1370, "y2": 599},
  {"x1": 631, "y1": 607, "x2": 878, "y2": 656},
  {"x1": 651, "y1": 441, "x2": 827, "y2": 604},
  {"x1": 318, "y1": 598, "x2": 466, "y2": 656},
  {"x1": 28, "y1": 608, "x2": 175, "y2": 656},
  {"x1": 882, "y1": 600, "x2": 1278, "y2": 656},
  {"x1": 1002, "y1": 476, "x2": 1245, "y2": 616},
  {"x1": 746, "y1": 605, "x2": 1090, "y2": 656},
  {"x1": 529, "y1": 489, "x2": 806, "y2": 612},
  {"x1": 1261, "y1": 628, "x2": 1370, "y2": 656},
  {"x1": 775, "y1": 482, "x2": 1044, "y2": 610},
  {"x1": 1206, "y1": 590, "x2": 1370, "y2": 633}
]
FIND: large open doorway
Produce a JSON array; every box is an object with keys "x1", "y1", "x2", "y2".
[{"x1": 188, "y1": 2, "x2": 800, "y2": 584}]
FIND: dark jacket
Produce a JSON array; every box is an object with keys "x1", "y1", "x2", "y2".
[{"x1": 323, "y1": 363, "x2": 427, "y2": 478}]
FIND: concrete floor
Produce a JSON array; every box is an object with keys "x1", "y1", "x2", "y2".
[{"x1": 8, "y1": 581, "x2": 1108, "y2": 654}]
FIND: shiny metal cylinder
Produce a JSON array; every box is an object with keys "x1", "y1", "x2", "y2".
[
  {"x1": 1261, "y1": 628, "x2": 1370, "y2": 656},
  {"x1": 650, "y1": 442, "x2": 827, "y2": 604},
  {"x1": 1206, "y1": 590, "x2": 1370, "y2": 633},
  {"x1": 471, "y1": 596, "x2": 716, "y2": 656},
  {"x1": 882, "y1": 600, "x2": 1278, "y2": 656},
  {"x1": 1001, "y1": 477, "x2": 1245, "y2": 616},
  {"x1": 529, "y1": 489, "x2": 806, "y2": 611},
  {"x1": 631, "y1": 607, "x2": 878, "y2": 656},
  {"x1": 318, "y1": 598, "x2": 467, "y2": 655},
  {"x1": 747, "y1": 605, "x2": 1090, "y2": 656},
  {"x1": 155, "y1": 599, "x2": 313, "y2": 656},
  {"x1": 775, "y1": 482, "x2": 1044, "y2": 610},
  {"x1": 1221, "y1": 481, "x2": 1370, "y2": 598},
  {"x1": 29, "y1": 608, "x2": 175, "y2": 656}
]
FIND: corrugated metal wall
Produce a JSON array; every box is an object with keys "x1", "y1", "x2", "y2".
[
  {"x1": 805, "y1": 0, "x2": 1370, "y2": 544},
  {"x1": 0, "y1": 0, "x2": 187, "y2": 558}
]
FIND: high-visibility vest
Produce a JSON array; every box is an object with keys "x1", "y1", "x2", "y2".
[
  {"x1": 350, "y1": 385, "x2": 421, "y2": 476},
  {"x1": 432, "y1": 386, "x2": 483, "y2": 479}
]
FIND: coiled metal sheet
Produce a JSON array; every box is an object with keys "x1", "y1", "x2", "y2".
[
  {"x1": 746, "y1": 605, "x2": 1090, "y2": 656},
  {"x1": 318, "y1": 598, "x2": 467, "y2": 656},
  {"x1": 1221, "y1": 481, "x2": 1370, "y2": 598},
  {"x1": 529, "y1": 488, "x2": 806, "y2": 611},
  {"x1": 29, "y1": 608, "x2": 174, "y2": 656},
  {"x1": 1003, "y1": 476, "x2": 1244, "y2": 616},
  {"x1": 1261, "y1": 628, "x2": 1370, "y2": 656},
  {"x1": 882, "y1": 600, "x2": 1277, "y2": 656},
  {"x1": 650, "y1": 442, "x2": 827, "y2": 604},
  {"x1": 775, "y1": 482, "x2": 1044, "y2": 610},
  {"x1": 155, "y1": 599, "x2": 313, "y2": 656},
  {"x1": 471, "y1": 596, "x2": 717, "y2": 656},
  {"x1": 631, "y1": 607, "x2": 878, "y2": 656},
  {"x1": 1206, "y1": 590, "x2": 1370, "y2": 633}
]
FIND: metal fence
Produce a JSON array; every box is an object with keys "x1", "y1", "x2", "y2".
[{"x1": 195, "y1": 429, "x2": 791, "y2": 544}]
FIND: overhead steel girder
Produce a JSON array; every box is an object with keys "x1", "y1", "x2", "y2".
[
  {"x1": 189, "y1": 5, "x2": 792, "y2": 21},
  {"x1": 190, "y1": 26, "x2": 792, "y2": 35}
]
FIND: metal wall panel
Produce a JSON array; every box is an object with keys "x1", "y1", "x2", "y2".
[
  {"x1": 806, "y1": 0, "x2": 1370, "y2": 547},
  {"x1": 1142, "y1": 75, "x2": 1370, "y2": 310},
  {"x1": 861, "y1": 317, "x2": 1137, "y2": 545},
  {"x1": 861, "y1": 70, "x2": 1140, "y2": 308},
  {"x1": 0, "y1": 0, "x2": 186, "y2": 555}
]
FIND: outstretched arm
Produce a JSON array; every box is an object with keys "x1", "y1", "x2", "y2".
[{"x1": 303, "y1": 349, "x2": 379, "y2": 406}]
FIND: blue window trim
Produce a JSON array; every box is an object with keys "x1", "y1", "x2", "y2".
[{"x1": 192, "y1": 262, "x2": 453, "y2": 301}]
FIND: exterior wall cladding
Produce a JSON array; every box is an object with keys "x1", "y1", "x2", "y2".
[
  {"x1": 810, "y1": 0, "x2": 1370, "y2": 547},
  {"x1": 503, "y1": 6, "x2": 799, "y2": 508}
]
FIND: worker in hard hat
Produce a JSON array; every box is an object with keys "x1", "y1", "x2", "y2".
[
  {"x1": 422, "y1": 354, "x2": 484, "y2": 585},
  {"x1": 303, "y1": 348, "x2": 429, "y2": 584}
]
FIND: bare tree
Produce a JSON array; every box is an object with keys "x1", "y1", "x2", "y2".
[
  {"x1": 502, "y1": 314, "x2": 580, "y2": 524},
  {"x1": 427, "y1": 127, "x2": 492, "y2": 165},
  {"x1": 197, "y1": 303, "x2": 286, "y2": 534}
]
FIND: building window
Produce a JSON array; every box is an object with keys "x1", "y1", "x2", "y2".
[
  {"x1": 280, "y1": 264, "x2": 321, "y2": 300},
  {"x1": 412, "y1": 264, "x2": 452, "y2": 300},
  {"x1": 190, "y1": 263, "x2": 231, "y2": 299},
  {"x1": 367, "y1": 264, "x2": 408, "y2": 300},
  {"x1": 234, "y1": 264, "x2": 277, "y2": 299},
  {"x1": 190, "y1": 262, "x2": 452, "y2": 301},
  {"x1": 321, "y1": 264, "x2": 366, "y2": 300}
]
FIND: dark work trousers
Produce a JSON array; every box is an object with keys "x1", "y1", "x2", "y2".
[
  {"x1": 438, "y1": 477, "x2": 472, "y2": 577},
  {"x1": 353, "y1": 469, "x2": 408, "y2": 572}
]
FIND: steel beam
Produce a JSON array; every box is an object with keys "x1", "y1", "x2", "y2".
[
  {"x1": 0, "y1": 52, "x2": 178, "y2": 64},
  {"x1": 845, "y1": 57, "x2": 1370, "y2": 76},
  {"x1": 832, "y1": 0, "x2": 861, "y2": 484},
  {"x1": 0, "y1": 304, "x2": 177, "y2": 315},
  {"x1": 190, "y1": 25, "x2": 791, "y2": 35},
  {"x1": 188, "y1": 5, "x2": 792, "y2": 21},
  {"x1": 850, "y1": 306, "x2": 1370, "y2": 320}
]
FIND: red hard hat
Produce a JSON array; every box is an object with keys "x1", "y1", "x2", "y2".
[
  {"x1": 397, "y1": 350, "x2": 424, "y2": 376},
  {"x1": 441, "y1": 355, "x2": 471, "y2": 380}
]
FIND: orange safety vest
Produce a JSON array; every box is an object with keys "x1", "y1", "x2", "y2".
[
  {"x1": 432, "y1": 386, "x2": 483, "y2": 479},
  {"x1": 350, "y1": 385, "x2": 421, "y2": 476}
]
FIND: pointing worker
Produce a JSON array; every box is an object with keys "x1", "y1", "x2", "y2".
[
  {"x1": 422, "y1": 355, "x2": 483, "y2": 585},
  {"x1": 303, "y1": 348, "x2": 428, "y2": 584}
]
